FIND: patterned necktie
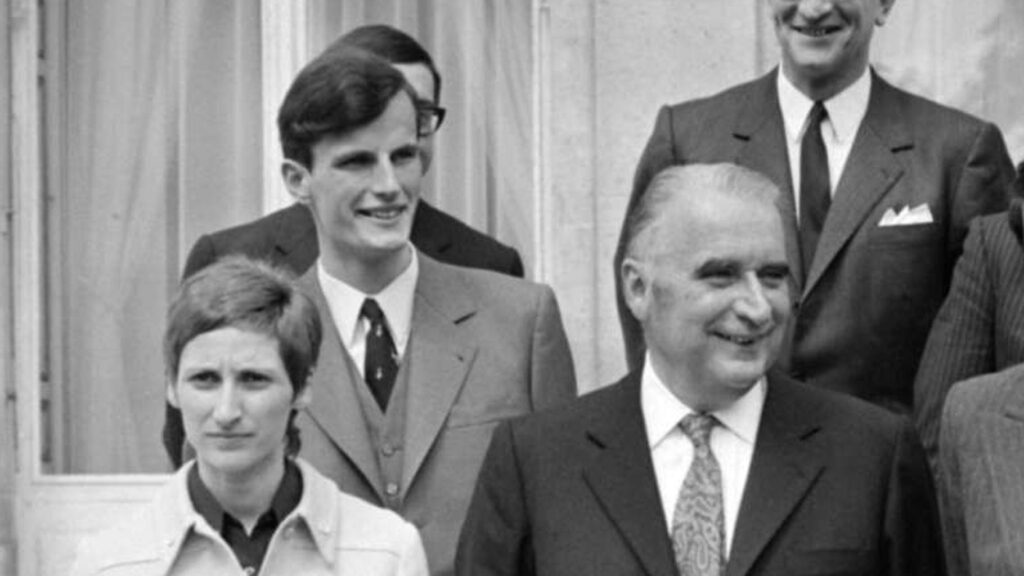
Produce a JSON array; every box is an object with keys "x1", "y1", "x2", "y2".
[
  {"x1": 671, "y1": 413, "x2": 725, "y2": 576},
  {"x1": 799, "y1": 101, "x2": 831, "y2": 278},
  {"x1": 360, "y1": 298, "x2": 398, "y2": 410}
]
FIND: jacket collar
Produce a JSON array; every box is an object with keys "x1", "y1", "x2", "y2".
[
  {"x1": 725, "y1": 370, "x2": 826, "y2": 576},
  {"x1": 581, "y1": 372, "x2": 679, "y2": 576},
  {"x1": 150, "y1": 458, "x2": 342, "y2": 570}
]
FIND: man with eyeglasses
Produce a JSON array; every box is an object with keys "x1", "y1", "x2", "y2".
[{"x1": 165, "y1": 25, "x2": 526, "y2": 469}]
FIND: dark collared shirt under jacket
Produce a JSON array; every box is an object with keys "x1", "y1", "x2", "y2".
[{"x1": 188, "y1": 458, "x2": 303, "y2": 574}]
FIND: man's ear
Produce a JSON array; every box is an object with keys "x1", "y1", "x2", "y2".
[
  {"x1": 166, "y1": 379, "x2": 180, "y2": 409},
  {"x1": 281, "y1": 159, "x2": 311, "y2": 204},
  {"x1": 621, "y1": 257, "x2": 651, "y2": 324},
  {"x1": 875, "y1": 0, "x2": 896, "y2": 25}
]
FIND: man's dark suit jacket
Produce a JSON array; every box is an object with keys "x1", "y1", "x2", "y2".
[
  {"x1": 184, "y1": 200, "x2": 524, "y2": 279},
  {"x1": 456, "y1": 370, "x2": 944, "y2": 576},
  {"x1": 914, "y1": 199, "x2": 1024, "y2": 470},
  {"x1": 615, "y1": 69, "x2": 1015, "y2": 413},
  {"x1": 939, "y1": 364, "x2": 1024, "y2": 576},
  {"x1": 163, "y1": 200, "x2": 524, "y2": 466}
]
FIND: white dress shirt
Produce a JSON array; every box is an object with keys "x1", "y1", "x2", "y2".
[
  {"x1": 318, "y1": 248, "x2": 418, "y2": 377},
  {"x1": 641, "y1": 356, "x2": 765, "y2": 558},
  {"x1": 778, "y1": 67, "x2": 871, "y2": 218}
]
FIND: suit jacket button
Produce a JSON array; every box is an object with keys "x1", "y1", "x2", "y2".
[
  {"x1": 385, "y1": 482, "x2": 399, "y2": 497},
  {"x1": 381, "y1": 442, "x2": 396, "y2": 456}
]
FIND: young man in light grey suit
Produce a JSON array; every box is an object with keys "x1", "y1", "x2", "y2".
[
  {"x1": 615, "y1": 0, "x2": 1016, "y2": 413},
  {"x1": 940, "y1": 363, "x2": 1024, "y2": 576},
  {"x1": 277, "y1": 47, "x2": 577, "y2": 575}
]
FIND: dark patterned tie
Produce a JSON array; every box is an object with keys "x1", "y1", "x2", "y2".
[
  {"x1": 672, "y1": 413, "x2": 725, "y2": 576},
  {"x1": 799, "y1": 101, "x2": 831, "y2": 278},
  {"x1": 360, "y1": 298, "x2": 398, "y2": 410}
]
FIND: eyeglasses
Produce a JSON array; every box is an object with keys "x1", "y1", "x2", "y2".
[{"x1": 417, "y1": 103, "x2": 446, "y2": 137}]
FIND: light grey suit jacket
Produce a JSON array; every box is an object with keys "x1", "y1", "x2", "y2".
[
  {"x1": 296, "y1": 252, "x2": 577, "y2": 575},
  {"x1": 940, "y1": 363, "x2": 1024, "y2": 576}
]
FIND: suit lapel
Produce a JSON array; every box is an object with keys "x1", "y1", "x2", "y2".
[
  {"x1": 298, "y1": 271, "x2": 383, "y2": 499},
  {"x1": 726, "y1": 373, "x2": 825, "y2": 576},
  {"x1": 803, "y1": 73, "x2": 908, "y2": 295},
  {"x1": 401, "y1": 255, "x2": 477, "y2": 495},
  {"x1": 582, "y1": 375, "x2": 678, "y2": 576},
  {"x1": 733, "y1": 71, "x2": 804, "y2": 288}
]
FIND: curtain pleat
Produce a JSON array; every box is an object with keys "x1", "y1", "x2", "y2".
[{"x1": 59, "y1": 1, "x2": 261, "y2": 473}]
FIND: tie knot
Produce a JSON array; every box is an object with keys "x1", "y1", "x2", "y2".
[
  {"x1": 808, "y1": 101, "x2": 828, "y2": 125},
  {"x1": 360, "y1": 298, "x2": 385, "y2": 322},
  {"x1": 680, "y1": 413, "x2": 716, "y2": 447}
]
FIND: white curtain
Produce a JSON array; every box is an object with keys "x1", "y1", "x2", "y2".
[
  {"x1": 304, "y1": 1, "x2": 536, "y2": 270},
  {"x1": 60, "y1": 0, "x2": 173, "y2": 474},
  {"x1": 58, "y1": 1, "x2": 262, "y2": 473}
]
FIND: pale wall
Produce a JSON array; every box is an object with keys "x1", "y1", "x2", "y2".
[
  {"x1": 0, "y1": 0, "x2": 16, "y2": 571},
  {"x1": 547, "y1": 1, "x2": 765, "y2": 390}
]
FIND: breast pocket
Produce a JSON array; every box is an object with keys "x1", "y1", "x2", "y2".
[{"x1": 867, "y1": 222, "x2": 938, "y2": 247}]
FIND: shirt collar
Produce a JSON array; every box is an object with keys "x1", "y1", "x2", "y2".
[
  {"x1": 317, "y1": 246, "x2": 419, "y2": 351},
  {"x1": 186, "y1": 458, "x2": 303, "y2": 535},
  {"x1": 777, "y1": 67, "x2": 871, "y2": 146},
  {"x1": 641, "y1": 354, "x2": 765, "y2": 449}
]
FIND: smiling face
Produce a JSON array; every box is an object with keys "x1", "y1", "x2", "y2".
[
  {"x1": 770, "y1": 0, "x2": 895, "y2": 99},
  {"x1": 624, "y1": 188, "x2": 792, "y2": 411},
  {"x1": 283, "y1": 91, "x2": 423, "y2": 279},
  {"x1": 168, "y1": 327, "x2": 309, "y2": 482}
]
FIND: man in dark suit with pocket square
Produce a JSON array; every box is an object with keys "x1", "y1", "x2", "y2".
[
  {"x1": 615, "y1": 0, "x2": 1016, "y2": 415},
  {"x1": 458, "y1": 164, "x2": 943, "y2": 576}
]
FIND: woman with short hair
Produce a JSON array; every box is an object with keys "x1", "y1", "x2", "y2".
[{"x1": 72, "y1": 256, "x2": 428, "y2": 575}]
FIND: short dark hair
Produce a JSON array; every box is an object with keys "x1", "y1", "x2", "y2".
[
  {"x1": 164, "y1": 256, "x2": 322, "y2": 456},
  {"x1": 333, "y1": 24, "x2": 442, "y2": 103},
  {"x1": 277, "y1": 46, "x2": 417, "y2": 169}
]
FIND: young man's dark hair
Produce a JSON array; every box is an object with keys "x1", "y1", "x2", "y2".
[{"x1": 277, "y1": 46, "x2": 418, "y2": 169}]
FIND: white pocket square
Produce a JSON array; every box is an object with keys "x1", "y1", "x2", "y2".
[{"x1": 878, "y1": 203, "x2": 933, "y2": 226}]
